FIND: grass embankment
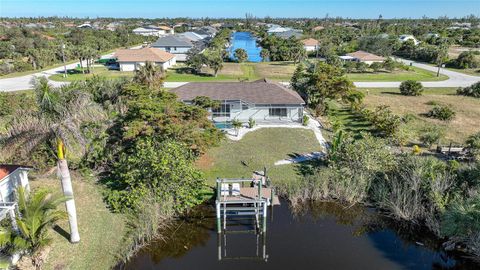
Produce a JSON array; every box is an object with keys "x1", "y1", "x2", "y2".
[
  {"x1": 29, "y1": 174, "x2": 125, "y2": 270},
  {"x1": 346, "y1": 66, "x2": 448, "y2": 82},
  {"x1": 49, "y1": 61, "x2": 444, "y2": 83},
  {"x1": 197, "y1": 128, "x2": 322, "y2": 186},
  {"x1": 329, "y1": 87, "x2": 480, "y2": 144}
]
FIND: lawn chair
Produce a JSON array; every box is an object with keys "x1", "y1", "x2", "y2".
[
  {"x1": 221, "y1": 184, "x2": 230, "y2": 198},
  {"x1": 231, "y1": 183, "x2": 241, "y2": 196}
]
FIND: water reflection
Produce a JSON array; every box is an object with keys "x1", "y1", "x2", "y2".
[{"x1": 122, "y1": 200, "x2": 480, "y2": 270}]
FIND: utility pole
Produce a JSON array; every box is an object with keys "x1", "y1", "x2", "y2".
[{"x1": 61, "y1": 42, "x2": 67, "y2": 78}]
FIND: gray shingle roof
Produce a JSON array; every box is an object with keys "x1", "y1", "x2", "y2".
[
  {"x1": 151, "y1": 35, "x2": 193, "y2": 48},
  {"x1": 171, "y1": 79, "x2": 305, "y2": 105}
]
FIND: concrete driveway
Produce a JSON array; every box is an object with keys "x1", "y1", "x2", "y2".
[{"x1": 1, "y1": 57, "x2": 479, "y2": 92}]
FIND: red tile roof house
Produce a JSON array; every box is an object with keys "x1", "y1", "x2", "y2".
[
  {"x1": 344, "y1": 50, "x2": 386, "y2": 65},
  {"x1": 171, "y1": 79, "x2": 306, "y2": 126},
  {"x1": 113, "y1": 48, "x2": 176, "y2": 72},
  {"x1": 301, "y1": 38, "x2": 319, "y2": 52}
]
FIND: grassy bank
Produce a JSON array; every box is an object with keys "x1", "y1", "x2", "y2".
[
  {"x1": 29, "y1": 174, "x2": 126, "y2": 270},
  {"x1": 197, "y1": 128, "x2": 322, "y2": 186},
  {"x1": 346, "y1": 66, "x2": 448, "y2": 82}
]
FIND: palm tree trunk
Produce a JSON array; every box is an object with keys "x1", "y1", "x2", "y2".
[{"x1": 57, "y1": 139, "x2": 80, "y2": 243}]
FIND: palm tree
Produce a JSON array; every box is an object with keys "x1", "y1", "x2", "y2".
[
  {"x1": 134, "y1": 61, "x2": 166, "y2": 89},
  {"x1": 1, "y1": 77, "x2": 104, "y2": 243},
  {"x1": 0, "y1": 187, "x2": 68, "y2": 269},
  {"x1": 231, "y1": 119, "x2": 243, "y2": 137}
]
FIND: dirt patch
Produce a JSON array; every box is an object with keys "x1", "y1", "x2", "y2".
[
  {"x1": 196, "y1": 153, "x2": 214, "y2": 170},
  {"x1": 364, "y1": 93, "x2": 480, "y2": 143}
]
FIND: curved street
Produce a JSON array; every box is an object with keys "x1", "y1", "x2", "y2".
[{"x1": 1, "y1": 58, "x2": 479, "y2": 92}]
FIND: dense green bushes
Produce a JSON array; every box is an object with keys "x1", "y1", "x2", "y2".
[
  {"x1": 105, "y1": 139, "x2": 205, "y2": 213},
  {"x1": 400, "y1": 80, "x2": 424, "y2": 96},
  {"x1": 279, "y1": 131, "x2": 480, "y2": 257},
  {"x1": 427, "y1": 104, "x2": 456, "y2": 121},
  {"x1": 457, "y1": 82, "x2": 480, "y2": 98},
  {"x1": 447, "y1": 51, "x2": 480, "y2": 69}
]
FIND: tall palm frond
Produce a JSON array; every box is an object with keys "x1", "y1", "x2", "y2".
[{"x1": 0, "y1": 76, "x2": 105, "y2": 160}]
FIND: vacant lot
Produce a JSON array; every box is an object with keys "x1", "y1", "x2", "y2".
[
  {"x1": 30, "y1": 174, "x2": 125, "y2": 270},
  {"x1": 198, "y1": 128, "x2": 322, "y2": 186},
  {"x1": 346, "y1": 66, "x2": 448, "y2": 82},
  {"x1": 362, "y1": 88, "x2": 480, "y2": 144}
]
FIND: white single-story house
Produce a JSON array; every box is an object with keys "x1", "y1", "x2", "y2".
[
  {"x1": 344, "y1": 50, "x2": 386, "y2": 65},
  {"x1": 132, "y1": 25, "x2": 173, "y2": 37},
  {"x1": 301, "y1": 38, "x2": 319, "y2": 52},
  {"x1": 114, "y1": 48, "x2": 176, "y2": 71},
  {"x1": 399, "y1": 34, "x2": 420, "y2": 45},
  {"x1": 171, "y1": 79, "x2": 305, "y2": 124},
  {"x1": 0, "y1": 165, "x2": 31, "y2": 203}
]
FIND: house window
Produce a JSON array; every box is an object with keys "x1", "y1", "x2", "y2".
[
  {"x1": 269, "y1": 108, "x2": 287, "y2": 117},
  {"x1": 166, "y1": 47, "x2": 171, "y2": 51},
  {"x1": 212, "y1": 104, "x2": 231, "y2": 117},
  {"x1": 242, "y1": 104, "x2": 249, "y2": 110}
]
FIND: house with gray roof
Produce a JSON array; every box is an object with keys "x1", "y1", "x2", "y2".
[
  {"x1": 151, "y1": 35, "x2": 194, "y2": 61},
  {"x1": 171, "y1": 79, "x2": 305, "y2": 124}
]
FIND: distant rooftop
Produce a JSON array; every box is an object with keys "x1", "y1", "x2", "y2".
[{"x1": 151, "y1": 35, "x2": 193, "y2": 47}]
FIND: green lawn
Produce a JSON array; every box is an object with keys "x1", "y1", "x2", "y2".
[
  {"x1": 346, "y1": 66, "x2": 448, "y2": 82},
  {"x1": 197, "y1": 128, "x2": 322, "y2": 186},
  {"x1": 30, "y1": 175, "x2": 126, "y2": 270},
  {"x1": 49, "y1": 66, "x2": 133, "y2": 82}
]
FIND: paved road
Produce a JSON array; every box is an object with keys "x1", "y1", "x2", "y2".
[{"x1": 1, "y1": 57, "x2": 479, "y2": 92}]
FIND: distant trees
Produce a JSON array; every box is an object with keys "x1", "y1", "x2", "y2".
[
  {"x1": 448, "y1": 51, "x2": 480, "y2": 69},
  {"x1": 259, "y1": 35, "x2": 306, "y2": 62},
  {"x1": 290, "y1": 62, "x2": 359, "y2": 115},
  {"x1": 234, "y1": 48, "x2": 248, "y2": 63},
  {"x1": 400, "y1": 80, "x2": 424, "y2": 96},
  {"x1": 357, "y1": 35, "x2": 395, "y2": 56},
  {"x1": 260, "y1": 48, "x2": 270, "y2": 62}
]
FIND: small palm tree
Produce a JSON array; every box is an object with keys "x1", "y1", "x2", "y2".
[
  {"x1": 134, "y1": 61, "x2": 166, "y2": 89},
  {"x1": 231, "y1": 119, "x2": 242, "y2": 137},
  {"x1": 0, "y1": 187, "x2": 68, "y2": 269},
  {"x1": 1, "y1": 77, "x2": 104, "y2": 243}
]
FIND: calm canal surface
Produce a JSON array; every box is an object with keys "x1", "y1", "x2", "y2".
[
  {"x1": 229, "y1": 32, "x2": 263, "y2": 62},
  {"x1": 123, "y1": 200, "x2": 479, "y2": 270}
]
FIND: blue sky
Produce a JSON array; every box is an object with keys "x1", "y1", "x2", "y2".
[{"x1": 1, "y1": 0, "x2": 479, "y2": 18}]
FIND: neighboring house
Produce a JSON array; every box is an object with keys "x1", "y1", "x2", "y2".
[
  {"x1": 301, "y1": 38, "x2": 319, "y2": 52},
  {"x1": 133, "y1": 25, "x2": 172, "y2": 37},
  {"x1": 192, "y1": 26, "x2": 217, "y2": 37},
  {"x1": 158, "y1": 25, "x2": 175, "y2": 35},
  {"x1": 114, "y1": 48, "x2": 176, "y2": 71},
  {"x1": 312, "y1": 26, "x2": 325, "y2": 32},
  {"x1": 0, "y1": 165, "x2": 31, "y2": 203},
  {"x1": 178, "y1": 31, "x2": 206, "y2": 42},
  {"x1": 399, "y1": 34, "x2": 420, "y2": 45},
  {"x1": 151, "y1": 35, "x2": 195, "y2": 61},
  {"x1": 171, "y1": 79, "x2": 305, "y2": 123},
  {"x1": 267, "y1": 24, "x2": 293, "y2": 33},
  {"x1": 77, "y1": 23, "x2": 93, "y2": 29},
  {"x1": 273, "y1": 30, "x2": 303, "y2": 39},
  {"x1": 344, "y1": 50, "x2": 386, "y2": 64}
]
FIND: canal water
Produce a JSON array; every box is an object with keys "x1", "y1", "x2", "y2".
[
  {"x1": 122, "y1": 201, "x2": 479, "y2": 270},
  {"x1": 229, "y1": 32, "x2": 263, "y2": 62}
]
